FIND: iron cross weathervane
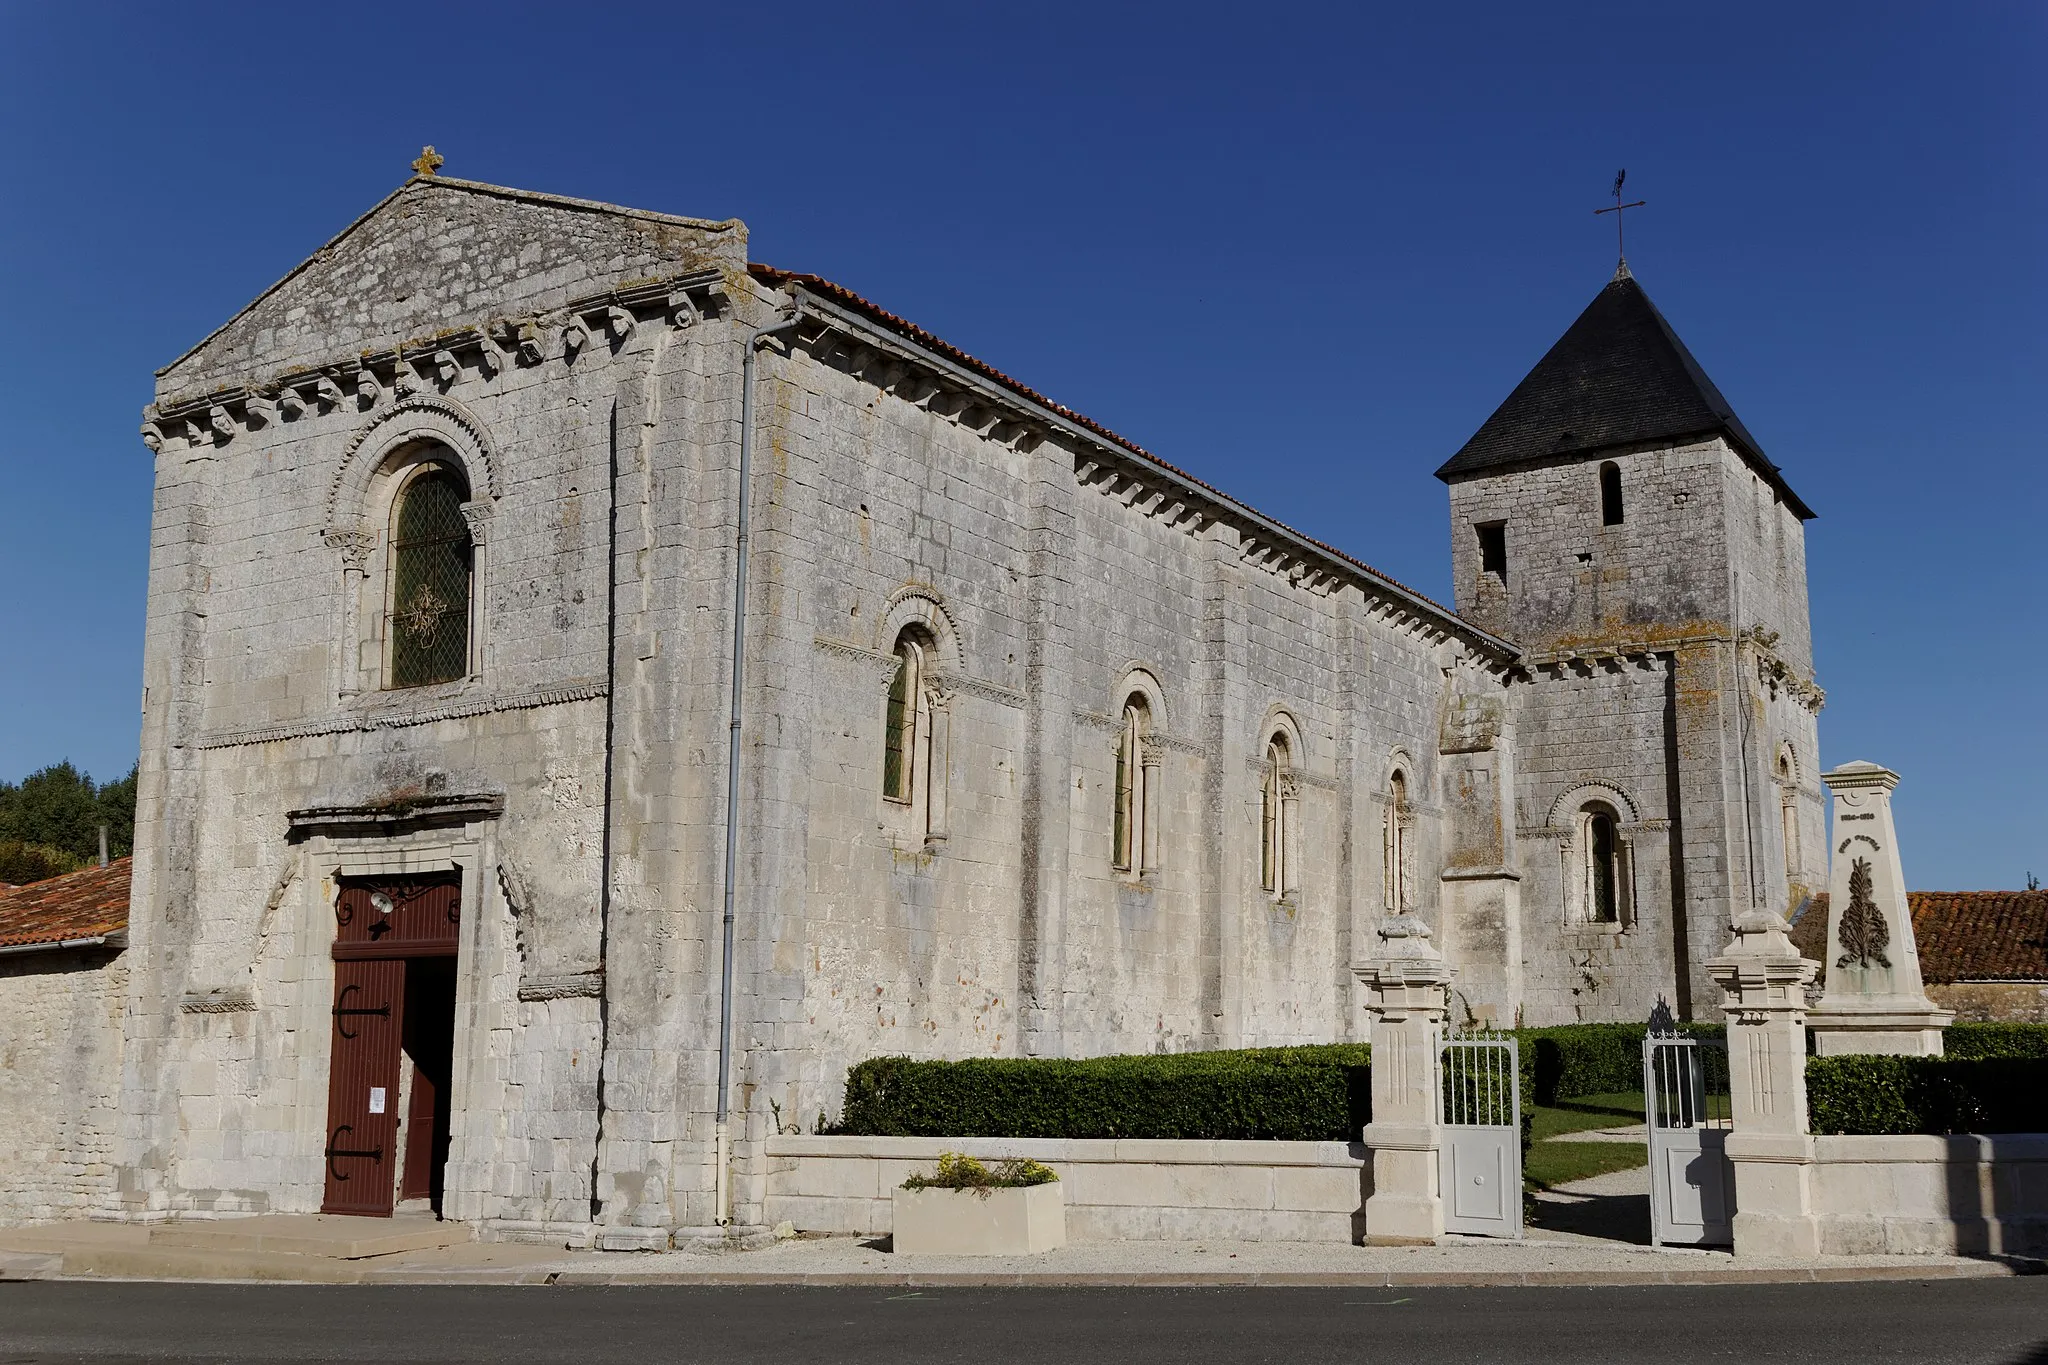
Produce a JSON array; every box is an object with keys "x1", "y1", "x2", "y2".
[{"x1": 1594, "y1": 169, "x2": 1646, "y2": 265}]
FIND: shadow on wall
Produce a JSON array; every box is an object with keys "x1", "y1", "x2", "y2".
[
  {"x1": 1946, "y1": 1135, "x2": 2048, "y2": 1260},
  {"x1": 1349, "y1": 1144, "x2": 1374, "y2": 1245}
]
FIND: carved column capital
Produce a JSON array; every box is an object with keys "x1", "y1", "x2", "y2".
[
  {"x1": 323, "y1": 526, "x2": 376, "y2": 570},
  {"x1": 458, "y1": 501, "x2": 493, "y2": 546}
]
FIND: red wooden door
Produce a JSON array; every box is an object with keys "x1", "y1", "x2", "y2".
[{"x1": 321, "y1": 958, "x2": 406, "y2": 1216}]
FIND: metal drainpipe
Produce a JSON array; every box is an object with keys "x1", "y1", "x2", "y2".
[{"x1": 715, "y1": 308, "x2": 802, "y2": 1228}]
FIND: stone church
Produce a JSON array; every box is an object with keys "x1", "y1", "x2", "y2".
[{"x1": 102, "y1": 169, "x2": 1821, "y2": 1238}]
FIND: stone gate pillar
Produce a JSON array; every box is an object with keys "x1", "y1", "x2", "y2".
[
  {"x1": 1807, "y1": 761, "x2": 1952, "y2": 1056},
  {"x1": 1707, "y1": 908, "x2": 1821, "y2": 1258},
  {"x1": 1354, "y1": 912, "x2": 1455, "y2": 1245}
]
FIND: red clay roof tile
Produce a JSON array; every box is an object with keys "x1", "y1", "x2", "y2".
[
  {"x1": 1790, "y1": 890, "x2": 2048, "y2": 984},
  {"x1": 0, "y1": 857, "x2": 131, "y2": 950}
]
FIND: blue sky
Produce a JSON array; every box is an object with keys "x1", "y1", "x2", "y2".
[{"x1": 1, "y1": 2, "x2": 2040, "y2": 888}]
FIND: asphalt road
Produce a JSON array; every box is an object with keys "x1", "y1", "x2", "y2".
[{"x1": 2, "y1": 1279, "x2": 2046, "y2": 1365}]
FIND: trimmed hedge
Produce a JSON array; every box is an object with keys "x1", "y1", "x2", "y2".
[
  {"x1": 1806, "y1": 1055, "x2": 2048, "y2": 1135},
  {"x1": 1518, "y1": 1022, "x2": 1726, "y2": 1107},
  {"x1": 831, "y1": 1044, "x2": 1371, "y2": 1141},
  {"x1": 1943, "y1": 1022, "x2": 2048, "y2": 1060}
]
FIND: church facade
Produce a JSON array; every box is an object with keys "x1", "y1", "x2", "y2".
[{"x1": 106, "y1": 174, "x2": 1822, "y2": 1237}]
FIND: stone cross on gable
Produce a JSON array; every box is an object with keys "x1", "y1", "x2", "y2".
[{"x1": 411, "y1": 145, "x2": 444, "y2": 177}]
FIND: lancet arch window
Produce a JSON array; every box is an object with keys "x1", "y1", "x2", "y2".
[
  {"x1": 1260, "y1": 729, "x2": 1300, "y2": 899},
  {"x1": 386, "y1": 463, "x2": 475, "y2": 688},
  {"x1": 883, "y1": 626, "x2": 935, "y2": 806},
  {"x1": 1599, "y1": 461, "x2": 1624, "y2": 526},
  {"x1": 1113, "y1": 693, "x2": 1157, "y2": 874},
  {"x1": 1777, "y1": 744, "x2": 1802, "y2": 886},
  {"x1": 1383, "y1": 768, "x2": 1412, "y2": 913}
]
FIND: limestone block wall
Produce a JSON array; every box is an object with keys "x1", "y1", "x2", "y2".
[
  {"x1": 763, "y1": 1134, "x2": 1369, "y2": 1243},
  {"x1": 725, "y1": 313, "x2": 1483, "y2": 1172},
  {"x1": 1445, "y1": 440, "x2": 1737, "y2": 653},
  {"x1": 1927, "y1": 983, "x2": 2048, "y2": 1024},
  {"x1": 0, "y1": 950, "x2": 126, "y2": 1224},
  {"x1": 1810, "y1": 1134, "x2": 2048, "y2": 1257},
  {"x1": 1507, "y1": 663, "x2": 1684, "y2": 1024}
]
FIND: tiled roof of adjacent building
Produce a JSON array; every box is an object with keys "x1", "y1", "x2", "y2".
[
  {"x1": 1789, "y1": 890, "x2": 2048, "y2": 984},
  {"x1": 1435, "y1": 265, "x2": 1814, "y2": 520},
  {"x1": 0, "y1": 857, "x2": 132, "y2": 952}
]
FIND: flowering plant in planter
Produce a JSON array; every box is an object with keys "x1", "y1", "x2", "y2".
[
  {"x1": 901, "y1": 1152, "x2": 1058, "y2": 1198},
  {"x1": 892, "y1": 1152, "x2": 1066, "y2": 1253}
]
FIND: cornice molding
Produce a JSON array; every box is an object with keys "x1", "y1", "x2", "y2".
[
  {"x1": 199, "y1": 678, "x2": 607, "y2": 750},
  {"x1": 148, "y1": 269, "x2": 726, "y2": 447}
]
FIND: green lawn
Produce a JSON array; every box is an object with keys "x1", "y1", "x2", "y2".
[
  {"x1": 1529, "y1": 1090, "x2": 1644, "y2": 1141},
  {"x1": 1524, "y1": 1090, "x2": 1648, "y2": 1191},
  {"x1": 1525, "y1": 1140, "x2": 1649, "y2": 1190}
]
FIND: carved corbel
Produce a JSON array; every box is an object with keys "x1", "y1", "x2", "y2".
[
  {"x1": 516, "y1": 320, "x2": 547, "y2": 366},
  {"x1": 208, "y1": 404, "x2": 235, "y2": 443},
  {"x1": 458, "y1": 500, "x2": 492, "y2": 546},
  {"x1": 314, "y1": 374, "x2": 345, "y2": 410},
  {"x1": 245, "y1": 395, "x2": 275, "y2": 429},
  {"x1": 277, "y1": 385, "x2": 307, "y2": 420},
  {"x1": 667, "y1": 288, "x2": 702, "y2": 329},
  {"x1": 562, "y1": 317, "x2": 591, "y2": 361},
  {"x1": 139, "y1": 419, "x2": 164, "y2": 454},
  {"x1": 433, "y1": 349, "x2": 460, "y2": 388},
  {"x1": 355, "y1": 368, "x2": 382, "y2": 408},
  {"x1": 605, "y1": 306, "x2": 636, "y2": 345},
  {"x1": 477, "y1": 332, "x2": 509, "y2": 377}
]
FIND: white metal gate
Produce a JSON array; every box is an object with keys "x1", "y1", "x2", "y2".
[
  {"x1": 1644, "y1": 1029, "x2": 1733, "y2": 1248},
  {"x1": 1439, "y1": 1031, "x2": 1522, "y2": 1238}
]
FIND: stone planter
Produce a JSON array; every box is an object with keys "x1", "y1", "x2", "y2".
[{"x1": 891, "y1": 1182, "x2": 1066, "y2": 1254}]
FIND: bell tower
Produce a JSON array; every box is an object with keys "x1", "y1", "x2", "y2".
[{"x1": 1437, "y1": 266, "x2": 1826, "y2": 1020}]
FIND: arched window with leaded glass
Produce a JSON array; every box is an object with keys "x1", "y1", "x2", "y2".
[{"x1": 387, "y1": 465, "x2": 473, "y2": 688}]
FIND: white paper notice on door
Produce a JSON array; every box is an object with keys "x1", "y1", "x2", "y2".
[{"x1": 369, "y1": 1087, "x2": 387, "y2": 1114}]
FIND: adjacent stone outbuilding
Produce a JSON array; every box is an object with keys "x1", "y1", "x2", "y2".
[{"x1": 0, "y1": 859, "x2": 130, "y2": 1224}]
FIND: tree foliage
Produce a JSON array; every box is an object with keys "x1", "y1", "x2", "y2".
[
  {"x1": 0, "y1": 762, "x2": 138, "y2": 877},
  {"x1": 0, "y1": 839, "x2": 85, "y2": 886}
]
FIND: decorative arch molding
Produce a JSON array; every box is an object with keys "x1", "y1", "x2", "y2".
[
  {"x1": 1545, "y1": 780, "x2": 1642, "y2": 829},
  {"x1": 876, "y1": 584, "x2": 965, "y2": 675},
  {"x1": 1112, "y1": 665, "x2": 1168, "y2": 729},
  {"x1": 323, "y1": 394, "x2": 502, "y2": 539},
  {"x1": 1382, "y1": 746, "x2": 1417, "y2": 793},
  {"x1": 1775, "y1": 740, "x2": 1801, "y2": 784},
  {"x1": 1259, "y1": 705, "x2": 1307, "y2": 762}
]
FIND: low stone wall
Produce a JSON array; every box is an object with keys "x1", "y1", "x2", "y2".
[
  {"x1": 764, "y1": 1136, "x2": 1370, "y2": 1243},
  {"x1": 1928, "y1": 982, "x2": 2048, "y2": 1024},
  {"x1": 1811, "y1": 1134, "x2": 2048, "y2": 1256}
]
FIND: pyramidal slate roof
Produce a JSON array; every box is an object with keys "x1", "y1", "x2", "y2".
[{"x1": 1437, "y1": 266, "x2": 1813, "y2": 519}]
